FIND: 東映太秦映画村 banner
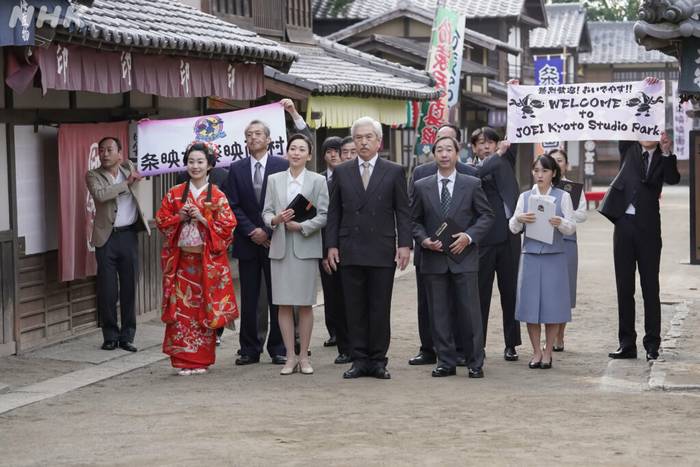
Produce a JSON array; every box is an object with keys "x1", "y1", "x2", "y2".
[{"x1": 507, "y1": 80, "x2": 665, "y2": 143}]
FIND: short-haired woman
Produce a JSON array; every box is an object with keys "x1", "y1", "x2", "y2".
[
  {"x1": 156, "y1": 142, "x2": 239, "y2": 375},
  {"x1": 263, "y1": 134, "x2": 329, "y2": 375}
]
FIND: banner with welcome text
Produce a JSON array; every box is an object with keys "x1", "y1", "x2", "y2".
[
  {"x1": 137, "y1": 102, "x2": 287, "y2": 176},
  {"x1": 507, "y1": 80, "x2": 665, "y2": 143}
]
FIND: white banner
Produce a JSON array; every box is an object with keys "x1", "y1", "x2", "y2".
[
  {"x1": 507, "y1": 80, "x2": 665, "y2": 143},
  {"x1": 137, "y1": 103, "x2": 287, "y2": 176}
]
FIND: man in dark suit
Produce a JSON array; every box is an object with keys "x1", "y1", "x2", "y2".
[
  {"x1": 412, "y1": 135, "x2": 494, "y2": 377},
  {"x1": 600, "y1": 129, "x2": 680, "y2": 361},
  {"x1": 408, "y1": 124, "x2": 477, "y2": 367},
  {"x1": 326, "y1": 116, "x2": 412, "y2": 379},
  {"x1": 469, "y1": 127, "x2": 522, "y2": 362},
  {"x1": 319, "y1": 136, "x2": 351, "y2": 364},
  {"x1": 225, "y1": 98, "x2": 310, "y2": 365}
]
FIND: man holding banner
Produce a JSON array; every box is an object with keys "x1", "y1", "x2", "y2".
[{"x1": 225, "y1": 99, "x2": 311, "y2": 366}]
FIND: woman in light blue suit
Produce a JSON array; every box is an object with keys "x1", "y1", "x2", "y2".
[{"x1": 263, "y1": 134, "x2": 328, "y2": 375}]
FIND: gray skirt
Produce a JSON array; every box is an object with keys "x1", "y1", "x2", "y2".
[
  {"x1": 270, "y1": 234, "x2": 318, "y2": 306},
  {"x1": 564, "y1": 239, "x2": 578, "y2": 308},
  {"x1": 515, "y1": 252, "x2": 571, "y2": 324}
]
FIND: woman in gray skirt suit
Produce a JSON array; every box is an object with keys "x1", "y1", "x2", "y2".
[
  {"x1": 263, "y1": 134, "x2": 328, "y2": 375},
  {"x1": 549, "y1": 149, "x2": 587, "y2": 352},
  {"x1": 509, "y1": 154, "x2": 576, "y2": 369}
]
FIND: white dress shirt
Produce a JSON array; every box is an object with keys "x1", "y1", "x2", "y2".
[
  {"x1": 250, "y1": 154, "x2": 269, "y2": 182},
  {"x1": 108, "y1": 170, "x2": 138, "y2": 228},
  {"x1": 358, "y1": 154, "x2": 379, "y2": 178},
  {"x1": 286, "y1": 168, "x2": 305, "y2": 204},
  {"x1": 509, "y1": 184, "x2": 576, "y2": 236},
  {"x1": 436, "y1": 169, "x2": 456, "y2": 198}
]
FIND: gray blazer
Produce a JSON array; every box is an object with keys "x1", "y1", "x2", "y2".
[
  {"x1": 412, "y1": 173, "x2": 494, "y2": 274},
  {"x1": 263, "y1": 170, "x2": 329, "y2": 260}
]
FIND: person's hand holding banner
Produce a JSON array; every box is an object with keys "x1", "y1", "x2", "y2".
[{"x1": 507, "y1": 80, "x2": 665, "y2": 143}]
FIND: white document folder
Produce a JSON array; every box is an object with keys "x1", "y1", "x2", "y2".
[{"x1": 525, "y1": 195, "x2": 556, "y2": 244}]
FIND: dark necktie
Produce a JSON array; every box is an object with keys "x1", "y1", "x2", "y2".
[
  {"x1": 440, "y1": 178, "x2": 451, "y2": 218},
  {"x1": 253, "y1": 161, "x2": 263, "y2": 202},
  {"x1": 641, "y1": 151, "x2": 649, "y2": 180}
]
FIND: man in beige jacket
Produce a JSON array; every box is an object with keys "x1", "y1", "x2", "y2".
[{"x1": 86, "y1": 137, "x2": 149, "y2": 351}]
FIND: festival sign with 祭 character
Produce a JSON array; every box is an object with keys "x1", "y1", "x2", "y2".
[
  {"x1": 507, "y1": 80, "x2": 666, "y2": 143},
  {"x1": 137, "y1": 102, "x2": 287, "y2": 176}
]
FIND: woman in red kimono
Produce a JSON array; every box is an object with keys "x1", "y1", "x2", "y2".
[{"x1": 156, "y1": 141, "x2": 238, "y2": 375}]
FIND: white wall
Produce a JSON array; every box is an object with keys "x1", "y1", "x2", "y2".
[{"x1": 14, "y1": 126, "x2": 59, "y2": 254}]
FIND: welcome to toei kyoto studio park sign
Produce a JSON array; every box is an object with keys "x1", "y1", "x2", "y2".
[
  {"x1": 137, "y1": 103, "x2": 287, "y2": 176},
  {"x1": 507, "y1": 80, "x2": 665, "y2": 143}
]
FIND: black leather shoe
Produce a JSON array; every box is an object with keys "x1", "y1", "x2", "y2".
[
  {"x1": 118, "y1": 342, "x2": 137, "y2": 352},
  {"x1": 540, "y1": 359, "x2": 552, "y2": 369},
  {"x1": 323, "y1": 336, "x2": 337, "y2": 347},
  {"x1": 504, "y1": 347, "x2": 519, "y2": 361},
  {"x1": 552, "y1": 345, "x2": 564, "y2": 352},
  {"x1": 408, "y1": 351, "x2": 436, "y2": 365},
  {"x1": 334, "y1": 353, "x2": 352, "y2": 364},
  {"x1": 528, "y1": 360, "x2": 541, "y2": 369},
  {"x1": 468, "y1": 367, "x2": 484, "y2": 378},
  {"x1": 646, "y1": 350, "x2": 660, "y2": 361},
  {"x1": 608, "y1": 347, "x2": 637, "y2": 359},
  {"x1": 235, "y1": 355, "x2": 260, "y2": 365},
  {"x1": 101, "y1": 341, "x2": 117, "y2": 351},
  {"x1": 372, "y1": 367, "x2": 391, "y2": 380},
  {"x1": 343, "y1": 365, "x2": 365, "y2": 379},
  {"x1": 431, "y1": 366, "x2": 456, "y2": 377},
  {"x1": 270, "y1": 355, "x2": 287, "y2": 365}
]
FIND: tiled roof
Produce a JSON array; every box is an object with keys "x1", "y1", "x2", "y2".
[
  {"x1": 579, "y1": 21, "x2": 676, "y2": 65},
  {"x1": 54, "y1": 0, "x2": 296, "y2": 68},
  {"x1": 313, "y1": 0, "x2": 543, "y2": 22},
  {"x1": 366, "y1": 35, "x2": 497, "y2": 77},
  {"x1": 264, "y1": 37, "x2": 439, "y2": 100},
  {"x1": 634, "y1": 17, "x2": 693, "y2": 59},
  {"x1": 324, "y1": 3, "x2": 521, "y2": 54},
  {"x1": 529, "y1": 3, "x2": 590, "y2": 51}
]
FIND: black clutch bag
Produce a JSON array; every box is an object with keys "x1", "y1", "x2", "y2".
[
  {"x1": 286, "y1": 194, "x2": 317, "y2": 223},
  {"x1": 556, "y1": 180, "x2": 583, "y2": 207},
  {"x1": 430, "y1": 217, "x2": 467, "y2": 263}
]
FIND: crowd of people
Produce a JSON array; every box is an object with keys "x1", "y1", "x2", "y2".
[{"x1": 86, "y1": 85, "x2": 680, "y2": 378}]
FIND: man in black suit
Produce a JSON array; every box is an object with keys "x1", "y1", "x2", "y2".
[
  {"x1": 225, "y1": 98, "x2": 310, "y2": 365},
  {"x1": 469, "y1": 127, "x2": 522, "y2": 362},
  {"x1": 408, "y1": 124, "x2": 477, "y2": 367},
  {"x1": 412, "y1": 136, "x2": 494, "y2": 378},
  {"x1": 319, "y1": 136, "x2": 351, "y2": 364},
  {"x1": 326, "y1": 116, "x2": 412, "y2": 379},
  {"x1": 600, "y1": 128, "x2": 680, "y2": 361}
]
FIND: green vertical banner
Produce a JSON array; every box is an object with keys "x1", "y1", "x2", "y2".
[{"x1": 414, "y1": 3, "x2": 461, "y2": 157}]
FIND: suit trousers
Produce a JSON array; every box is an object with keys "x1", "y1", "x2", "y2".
[
  {"x1": 341, "y1": 265, "x2": 395, "y2": 366},
  {"x1": 478, "y1": 233, "x2": 522, "y2": 348},
  {"x1": 95, "y1": 229, "x2": 138, "y2": 343},
  {"x1": 238, "y1": 249, "x2": 285, "y2": 358},
  {"x1": 613, "y1": 214, "x2": 662, "y2": 352},
  {"x1": 415, "y1": 265, "x2": 463, "y2": 355},
  {"x1": 424, "y1": 272, "x2": 484, "y2": 369},
  {"x1": 320, "y1": 263, "x2": 350, "y2": 355}
]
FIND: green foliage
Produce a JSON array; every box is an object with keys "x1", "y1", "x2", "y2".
[
  {"x1": 551, "y1": 0, "x2": 642, "y2": 21},
  {"x1": 327, "y1": 0, "x2": 355, "y2": 16}
]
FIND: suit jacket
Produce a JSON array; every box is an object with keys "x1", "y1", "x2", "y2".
[
  {"x1": 410, "y1": 160, "x2": 478, "y2": 265},
  {"x1": 85, "y1": 160, "x2": 150, "y2": 248},
  {"x1": 412, "y1": 173, "x2": 494, "y2": 274},
  {"x1": 599, "y1": 141, "x2": 680, "y2": 228},
  {"x1": 175, "y1": 167, "x2": 228, "y2": 191},
  {"x1": 225, "y1": 155, "x2": 289, "y2": 260},
  {"x1": 471, "y1": 151, "x2": 520, "y2": 246},
  {"x1": 320, "y1": 169, "x2": 337, "y2": 255},
  {"x1": 262, "y1": 170, "x2": 329, "y2": 260},
  {"x1": 326, "y1": 156, "x2": 412, "y2": 267}
]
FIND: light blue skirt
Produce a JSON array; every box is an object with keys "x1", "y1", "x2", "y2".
[
  {"x1": 515, "y1": 252, "x2": 571, "y2": 324},
  {"x1": 564, "y1": 239, "x2": 578, "y2": 308}
]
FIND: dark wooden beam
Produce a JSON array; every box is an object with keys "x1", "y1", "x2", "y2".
[{"x1": 0, "y1": 108, "x2": 157, "y2": 125}]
